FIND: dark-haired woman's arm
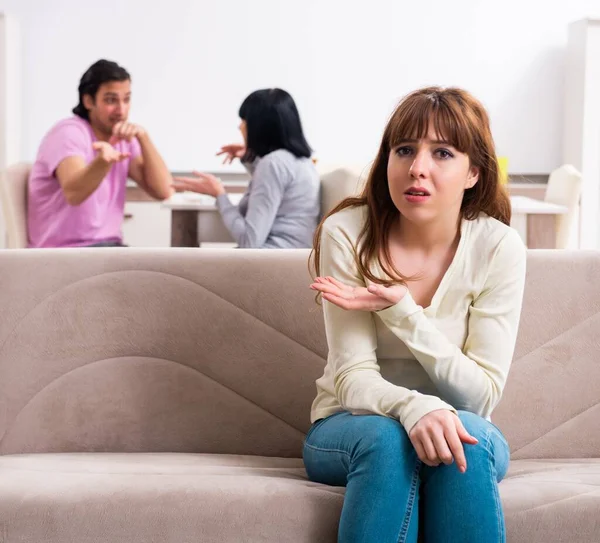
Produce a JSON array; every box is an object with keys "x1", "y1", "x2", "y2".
[{"x1": 216, "y1": 156, "x2": 289, "y2": 248}]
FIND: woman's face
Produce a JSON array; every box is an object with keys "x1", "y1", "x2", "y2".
[
  {"x1": 239, "y1": 119, "x2": 248, "y2": 144},
  {"x1": 387, "y1": 122, "x2": 479, "y2": 225}
]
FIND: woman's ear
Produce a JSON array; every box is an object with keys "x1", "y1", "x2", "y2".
[{"x1": 466, "y1": 166, "x2": 479, "y2": 189}]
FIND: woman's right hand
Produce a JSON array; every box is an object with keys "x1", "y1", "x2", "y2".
[
  {"x1": 310, "y1": 276, "x2": 407, "y2": 312},
  {"x1": 216, "y1": 143, "x2": 245, "y2": 164},
  {"x1": 408, "y1": 409, "x2": 478, "y2": 472}
]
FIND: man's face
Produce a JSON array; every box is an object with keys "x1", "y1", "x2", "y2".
[{"x1": 83, "y1": 80, "x2": 131, "y2": 136}]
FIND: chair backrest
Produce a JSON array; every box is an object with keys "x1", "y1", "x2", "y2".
[
  {"x1": 0, "y1": 163, "x2": 31, "y2": 248},
  {"x1": 544, "y1": 164, "x2": 582, "y2": 249},
  {"x1": 318, "y1": 164, "x2": 370, "y2": 218}
]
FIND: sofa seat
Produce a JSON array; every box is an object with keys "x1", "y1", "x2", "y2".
[
  {"x1": 502, "y1": 459, "x2": 600, "y2": 542},
  {"x1": 1, "y1": 454, "x2": 598, "y2": 543},
  {"x1": 0, "y1": 453, "x2": 343, "y2": 543}
]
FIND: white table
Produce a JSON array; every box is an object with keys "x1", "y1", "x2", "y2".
[
  {"x1": 163, "y1": 193, "x2": 568, "y2": 248},
  {"x1": 163, "y1": 192, "x2": 243, "y2": 246},
  {"x1": 510, "y1": 196, "x2": 568, "y2": 248}
]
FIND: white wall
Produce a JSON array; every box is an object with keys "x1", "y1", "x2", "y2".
[
  {"x1": 563, "y1": 19, "x2": 600, "y2": 249},
  {"x1": 1, "y1": 0, "x2": 599, "y2": 174}
]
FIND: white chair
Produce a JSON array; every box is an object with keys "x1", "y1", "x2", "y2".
[
  {"x1": 544, "y1": 164, "x2": 582, "y2": 249},
  {"x1": 317, "y1": 163, "x2": 371, "y2": 218},
  {"x1": 0, "y1": 163, "x2": 31, "y2": 248}
]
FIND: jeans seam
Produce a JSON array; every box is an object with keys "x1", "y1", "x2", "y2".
[
  {"x1": 303, "y1": 442, "x2": 352, "y2": 459},
  {"x1": 484, "y1": 428, "x2": 505, "y2": 543},
  {"x1": 396, "y1": 458, "x2": 421, "y2": 543}
]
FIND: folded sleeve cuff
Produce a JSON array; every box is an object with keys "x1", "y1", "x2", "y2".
[
  {"x1": 401, "y1": 398, "x2": 457, "y2": 434},
  {"x1": 377, "y1": 292, "x2": 421, "y2": 324}
]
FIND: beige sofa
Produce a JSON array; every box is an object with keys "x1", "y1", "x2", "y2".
[{"x1": 0, "y1": 248, "x2": 598, "y2": 542}]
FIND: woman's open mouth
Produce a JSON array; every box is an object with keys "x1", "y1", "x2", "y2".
[{"x1": 404, "y1": 187, "x2": 431, "y2": 203}]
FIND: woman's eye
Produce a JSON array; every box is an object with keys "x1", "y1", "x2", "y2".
[
  {"x1": 436, "y1": 149, "x2": 453, "y2": 159},
  {"x1": 396, "y1": 146, "x2": 412, "y2": 156}
]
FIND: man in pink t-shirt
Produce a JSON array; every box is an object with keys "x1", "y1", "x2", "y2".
[{"x1": 27, "y1": 59, "x2": 173, "y2": 248}]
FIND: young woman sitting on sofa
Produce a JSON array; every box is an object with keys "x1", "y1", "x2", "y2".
[
  {"x1": 306, "y1": 86, "x2": 526, "y2": 543},
  {"x1": 172, "y1": 88, "x2": 320, "y2": 248}
]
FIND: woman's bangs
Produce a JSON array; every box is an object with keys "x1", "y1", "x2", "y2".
[{"x1": 386, "y1": 97, "x2": 471, "y2": 153}]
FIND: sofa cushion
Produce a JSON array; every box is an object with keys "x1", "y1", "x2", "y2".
[
  {"x1": 1, "y1": 454, "x2": 598, "y2": 542},
  {"x1": 502, "y1": 459, "x2": 600, "y2": 542},
  {"x1": 0, "y1": 453, "x2": 343, "y2": 542}
]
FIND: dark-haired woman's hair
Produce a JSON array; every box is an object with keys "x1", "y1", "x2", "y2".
[
  {"x1": 239, "y1": 88, "x2": 312, "y2": 162},
  {"x1": 310, "y1": 86, "x2": 511, "y2": 285},
  {"x1": 72, "y1": 59, "x2": 130, "y2": 120}
]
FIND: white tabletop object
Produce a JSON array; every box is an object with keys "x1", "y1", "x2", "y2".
[{"x1": 162, "y1": 192, "x2": 244, "y2": 211}]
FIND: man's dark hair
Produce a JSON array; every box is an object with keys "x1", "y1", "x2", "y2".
[{"x1": 72, "y1": 59, "x2": 130, "y2": 120}]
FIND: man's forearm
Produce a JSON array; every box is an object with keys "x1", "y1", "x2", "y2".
[
  {"x1": 137, "y1": 133, "x2": 173, "y2": 200},
  {"x1": 63, "y1": 157, "x2": 113, "y2": 205}
]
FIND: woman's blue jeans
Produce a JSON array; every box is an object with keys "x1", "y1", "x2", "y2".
[{"x1": 303, "y1": 410, "x2": 510, "y2": 543}]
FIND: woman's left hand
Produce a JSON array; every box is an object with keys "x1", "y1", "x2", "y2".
[
  {"x1": 310, "y1": 276, "x2": 407, "y2": 311},
  {"x1": 172, "y1": 171, "x2": 225, "y2": 198}
]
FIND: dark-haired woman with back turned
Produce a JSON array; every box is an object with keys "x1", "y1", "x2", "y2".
[{"x1": 173, "y1": 89, "x2": 320, "y2": 248}]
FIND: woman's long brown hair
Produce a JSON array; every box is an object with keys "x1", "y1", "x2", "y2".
[{"x1": 309, "y1": 86, "x2": 511, "y2": 284}]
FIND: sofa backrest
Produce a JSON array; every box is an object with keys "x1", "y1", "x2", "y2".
[
  {"x1": 493, "y1": 250, "x2": 600, "y2": 459},
  {"x1": 0, "y1": 249, "x2": 598, "y2": 459}
]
